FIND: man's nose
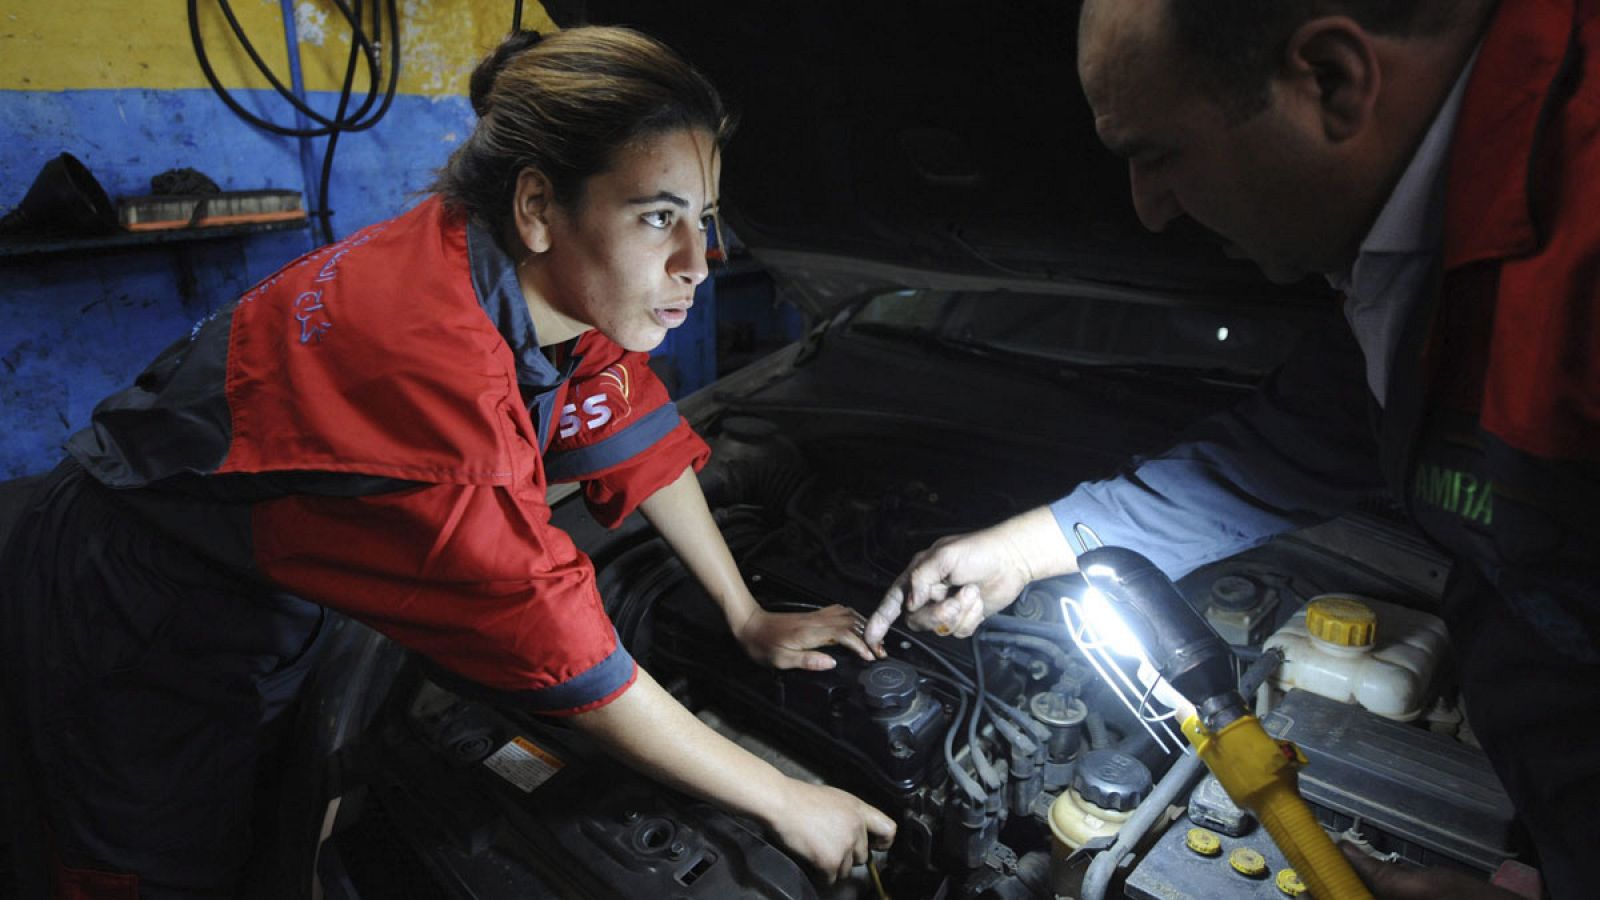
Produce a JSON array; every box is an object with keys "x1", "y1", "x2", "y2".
[
  {"x1": 1129, "y1": 164, "x2": 1180, "y2": 233},
  {"x1": 669, "y1": 222, "x2": 710, "y2": 286}
]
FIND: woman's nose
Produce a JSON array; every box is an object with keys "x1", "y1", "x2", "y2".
[{"x1": 670, "y1": 222, "x2": 710, "y2": 285}]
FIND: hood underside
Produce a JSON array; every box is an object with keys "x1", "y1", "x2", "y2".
[{"x1": 576, "y1": 1, "x2": 1332, "y2": 312}]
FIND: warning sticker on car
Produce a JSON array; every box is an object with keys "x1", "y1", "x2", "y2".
[{"x1": 482, "y1": 736, "x2": 565, "y2": 792}]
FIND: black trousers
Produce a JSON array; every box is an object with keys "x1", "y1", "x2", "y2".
[
  {"x1": 0, "y1": 461, "x2": 326, "y2": 898},
  {"x1": 1444, "y1": 565, "x2": 1600, "y2": 900}
]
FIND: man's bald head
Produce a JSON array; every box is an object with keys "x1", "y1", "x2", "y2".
[{"x1": 1108, "y1": 0, "x2": 1489, "y2": 120}]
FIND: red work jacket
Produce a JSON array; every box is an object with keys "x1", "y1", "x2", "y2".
[
  {"x1": 67, "y1": 196, "x2": 710, "y2": 713},
  {"x1": 1387, "y1": 0, "x2": 1600, "y2": 664}
]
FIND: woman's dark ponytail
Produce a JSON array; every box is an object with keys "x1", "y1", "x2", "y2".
[{"x1": 468, "y1": 30, "x2": 545, "y2": 118}]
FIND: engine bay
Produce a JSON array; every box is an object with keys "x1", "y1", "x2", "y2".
[{"x1": 315, "y1": 395, "x2": 1522, "y2": 900}]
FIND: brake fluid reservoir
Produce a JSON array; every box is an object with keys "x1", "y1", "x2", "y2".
[{"x1": 1263, "y1": 594, "x2": 1448, "y2": 721}]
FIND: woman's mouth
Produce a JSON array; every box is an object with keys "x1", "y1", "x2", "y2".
[{"x1": 652, "y1": 304, "x2": 691, "y2": 328}]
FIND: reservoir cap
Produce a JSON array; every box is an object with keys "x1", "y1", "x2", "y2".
[
  {"x1": 1306, "y1": 595, "x2": 1377, "y2": 647},
  {"x1": 1071, "y1": 750, "x2": 1153, "y2": 812},
  {"x1": 859, "y1": 660, "x2": 919, "y2": 711}
]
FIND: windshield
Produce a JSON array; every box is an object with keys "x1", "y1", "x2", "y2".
[{"x1": 848, "y1": 288, "x2": 1322, "y2": 377}]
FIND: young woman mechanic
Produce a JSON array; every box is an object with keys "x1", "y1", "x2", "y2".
[{"x1": 0, "y1": 27, "x2": 892, "y2": 897}]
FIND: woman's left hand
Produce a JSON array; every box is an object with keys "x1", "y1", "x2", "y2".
[{"x1": 734, "y1": 604, "x2": 879, "y2": 671}]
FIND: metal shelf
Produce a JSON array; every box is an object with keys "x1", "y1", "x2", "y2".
[{"x1": 0, "y1": 218, "x2": 309, "y2": 260}]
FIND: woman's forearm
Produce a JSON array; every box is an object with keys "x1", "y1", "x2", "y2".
[
  {"x1": 570, "y1": 667, "x2": 896, "y2": 880},
  {"x1": 570, "y1": 666, "x2": 788, "y2": 820},
  {"x1": 638, "y1": 466, "x2": 760, "y2": 630}
]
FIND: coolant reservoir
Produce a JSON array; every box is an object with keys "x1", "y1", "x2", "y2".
[
  {"x1": 1263, "y1": 594, "x2": 1448, "y2": 721},
  {"x1": 1049, "y1": 751, "x2": 1151, "y2": 895}
]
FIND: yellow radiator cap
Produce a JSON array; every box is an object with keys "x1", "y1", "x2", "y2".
[
  {"x1": 1306, "y1": 595, "x2": 1377, "y2": 647},
  {"x1": 1276, "y1": 867, "x2": 1308, "y2": 896},
  {"x1": 1229, "y1": 847, "x2": 1267, "y2": 877},
  {"x1": 1185, "y1": 827, "x2": 1222, "y2": 857}
]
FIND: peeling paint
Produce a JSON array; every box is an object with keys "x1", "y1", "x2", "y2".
[
  {"x1": 401, "y1": 0, "x2": 452, "y2": 95},
  {"x1": 295, "y1": 2, "x2": 330, "y2": 48},
  {"x1": 2, "y1": 0, "x2": 554, "y2": 95}
]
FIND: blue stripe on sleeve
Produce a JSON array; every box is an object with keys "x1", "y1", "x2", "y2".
[
  {"x1": 543, "y1": 404, "x2": 681, "y2": 482},
  {"x1": 515, "y1": 629, "x2": 637, "y2": 713}
]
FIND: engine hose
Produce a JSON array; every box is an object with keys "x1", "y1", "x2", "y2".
[
  {"x1": 990, "y1": 694, "x2": 1052, "y2": 744},
  {"x1": 1114, "y1": 725, "x2": 1170, "y2": 776},
  {"x1": 1238, "y1": 646, "x2": 1285, "y2": 699},
  {"x1": 1084, "y1": 709, "x2": 1112, "y2": 751},
  {"x1": 976, "y1": 630, "x2": 1074, "y2": 673},
  {"x1": 987, "y1": 711, "x2": 1037, "y2": 758},
  {"x1": 985, "y1": 615, "x2": 1075, "y2": 642},
  {"x1": 1080, "y1": 751, "x2": 1207, "y2": 900}
]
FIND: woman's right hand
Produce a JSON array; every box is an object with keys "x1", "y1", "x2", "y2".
[{"x1": 767, "y1": 780, "x2": 897, "y2": 883}]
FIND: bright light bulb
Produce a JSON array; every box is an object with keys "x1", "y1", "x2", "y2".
[
  {"x1": 1216, "y1": 326, "x2": 1230, "y2": 342},
  {"x1": 1082, "y1": 587, "x2": 1148, "y2": 660}
]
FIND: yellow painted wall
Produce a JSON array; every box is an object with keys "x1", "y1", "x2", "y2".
[{"x1": 0, "y1": 0, "x2": 556, "y2": 95}]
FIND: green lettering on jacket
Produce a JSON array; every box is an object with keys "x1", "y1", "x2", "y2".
[{"x1": 1412, "y1": 462, "x2": 1494, "y2": 526}]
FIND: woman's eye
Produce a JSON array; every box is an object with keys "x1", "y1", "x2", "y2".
[
  {"x1": 698, "y1": 214, "x2": 715, "y2": 233},
  {"x1": 643, "y1": 210, "x2": 675, "y2": 229}
]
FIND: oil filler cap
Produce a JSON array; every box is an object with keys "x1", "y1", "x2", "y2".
[
  {"x1": 1071, "y1": 750, "x2": 1153, "y2": 812},
  {"x1": 1305, "y1": 595, "x2": 1378, "y2": 647},
  {"x1": 859, "y1": 660, "x2": 919, "y2": 711}
]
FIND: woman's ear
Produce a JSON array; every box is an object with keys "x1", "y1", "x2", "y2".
[
  {"x1": 1282, "y1": 16, "x2": 1380, "y2": 144},
  {"x1": 512, "y1": 168, "x2": 554, "y2": 255}
]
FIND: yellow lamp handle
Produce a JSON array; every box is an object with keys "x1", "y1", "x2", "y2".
[{"x1": 1182, "y1": 713, "x2": 1372, "y2": 900}]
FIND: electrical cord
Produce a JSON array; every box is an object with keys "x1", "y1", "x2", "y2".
[
  {"x1": 873, "y1": 617, "x2": 1048, "y2": 745},
  {"x1": 934, "y1": 676, "x2": 986, "y2": 804},
  {"x1": 199, "y1": 0, "x2": 385, "y2": 133},
  {"x1": 188, "y1": 0, "x2": 401, "y2": 244},
  {"x1": 968, "y1": 633, "x2": 1003, "y2": 790}
]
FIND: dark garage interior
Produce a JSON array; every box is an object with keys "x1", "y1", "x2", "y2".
[{"x1": 2, "y1": 2, "x2": 1593, "y2": 899}]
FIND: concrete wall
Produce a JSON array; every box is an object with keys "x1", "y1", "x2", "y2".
[{"x1": 0, "y1": 0, "x2": 564, "y2": 478}]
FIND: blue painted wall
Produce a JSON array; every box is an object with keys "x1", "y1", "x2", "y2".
[
  {"x1": 0, "y1": 0, "x2": 743, "y2": 479},
  {"x1": 2, "y1": 88, "x2": 477, "y2": 478}
]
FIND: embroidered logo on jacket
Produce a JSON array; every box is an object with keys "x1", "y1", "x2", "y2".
[
  {"x1": 559, "y1": 364, "x2": 634, "y2": 439},
  {"x1": 1412, "y1": 462, "x2": 1495, "y2": 526},
  {"x1": 293, "y1": 290, "x2": 332, "y2": 344}
]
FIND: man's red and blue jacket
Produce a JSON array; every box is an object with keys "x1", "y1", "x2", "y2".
[{"x1": 1049, "y1": 2, "x2": 1599, "y2": 894}]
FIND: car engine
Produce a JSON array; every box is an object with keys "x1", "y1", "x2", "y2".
[{"x1": 312, "y1": 342, "x2": 1525, "y2": 900}]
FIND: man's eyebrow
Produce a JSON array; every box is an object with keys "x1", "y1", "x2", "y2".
[
  {"x1": 1101, "y1": 135, "x2": 1159, "y2": 160},
  {"x1": 1094, "y1": 113, "x2": 1163, "y2": 160}
]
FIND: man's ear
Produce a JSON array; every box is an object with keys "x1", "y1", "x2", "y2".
[
  {"x1": 511, "y1": 168, "x2": 554, "y2": 255},
  {"x1": 1282, "y1": 17, "x2": 1380, "y2": 143}
]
